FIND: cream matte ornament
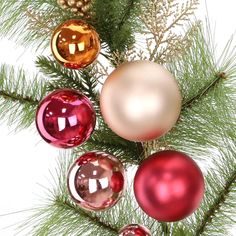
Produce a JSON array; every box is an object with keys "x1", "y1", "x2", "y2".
[{"x1": 100, "y1": 61, "x2": 182, "y2": 142}]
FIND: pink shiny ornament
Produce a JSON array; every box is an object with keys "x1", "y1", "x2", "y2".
[
  {"x1": 119, "y1": 224, "x2": 151, "y2": 236},
  {"x1": 134, "y1": 150, "x2": 204, "y2": 222},
  {"x1": 36, "y1": 89, "x2": 96, "y2": 148},
  {"x1": 67, "y1": 151, "x2": 126, "y2": 211}
]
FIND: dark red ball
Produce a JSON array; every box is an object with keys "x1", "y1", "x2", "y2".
[
  {"x1": 134, "y1": 150, "x2": 204, "y2": 222},
  {"x1": 36, "y1": 89, "x2": 96, "y2": 148}
]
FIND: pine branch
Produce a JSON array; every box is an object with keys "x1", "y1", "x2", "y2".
[
  {"x1": 0, "y1": 65, "x2": 46, "y2": 129},
  {"x1": 92, "y1": 0, "x2": 141, "y2": 54},
  {"x1": 117, "y1": 0, "x2": 136, "y2": 30},
  {"x1": 36, "y1": 56, "x2": 82, "y2": 88},
  {"x1": 0, "y1": 0, "x2": 60, "y2": 49},
  {"x1": 161, "y1": 223, "x2": 169, "y2": 236},
  {"x1": 170, "y1": 24, "x2": 216, "y2": 102},
  {"x1": 195, "y1": 170, "x2": 236, "y2": 235},
  {"x1": 36, "y1": 56, "x2": 99, "y2": 107},
  {"x1": 0, "y1": 0, "x2": 140, "y2": 52},
  {"x1": 182, "y1": 72, "x2": 227, "y2": 108},
  {"x1": 76, "y1": 130, "x2": 145, "y2": 166},
  {"x1": 54, "y1": 197, "x2": 118, "y2": 234},
  {"x1": 0, "y1": 90, "x2": 38, "y2": 105}
]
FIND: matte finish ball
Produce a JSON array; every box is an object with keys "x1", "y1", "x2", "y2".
[
  {"x1": 100, "y1": 61, "x2": 182, "y2": 142},
  {"x1": 36, "y1": 89, "x2": 96, "y2": 148},
  {"x1": 51, "y1": 19, "x2": 100, "y2": 69},
  {"x1": 67, "y1": 151, "x2": 126, "y2": 211},
  {"x1": 134, "y1": 150, "x2": 205, "y2": 222},
  {"x1": 119, "y1": 224, "x2": 151, "y2": 236}
]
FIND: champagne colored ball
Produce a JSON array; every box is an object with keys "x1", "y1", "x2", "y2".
[
  {"x1": 51, "y1": 19, "x2": 100, "y2": 69},
  {"x1": 119, "y1": 224, "x2": 151, "y2": 236},
  {"x1": 134, "y1": 150, "x2": 205, "y2": 222},
  {"x1": 100, "y1": 61, "x2": 182, "y2": 142},
  {"x1": 67, "y1": 151, "x2": 126, "y2": 211},
  {"x1": 36, "y1": 89, "x2": 96, "y2": 148}
]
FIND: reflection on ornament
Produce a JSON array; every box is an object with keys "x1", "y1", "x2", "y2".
[
  {"x1": 67, "y1": 151, "x2": 126, "y2": 211},
  {"x1": 36, "y1": 89, "x2": 96, "y2": 148},
  {"x1": 51, "y1": 19, "x2": 100, "y2": 69},
  {"x1": 100, "y1": 60, "x2": 182, "y2": 142},
  {"x1": 119, "y1": 224, "x2": 151, "y2": 236},
  {"x1": 134, "y1": 150, "x2": 205, "y2": 222}
]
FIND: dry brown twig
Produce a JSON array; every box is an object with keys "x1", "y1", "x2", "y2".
[
  {"x1": 138, "y1": 0, "x2": 199, "y2": 64},
  {"x1": 26, "y1": 7, "x2": 57, "y2": 37},
  {"x1": 91, "y1": 60, "x2": 110, "y2": 85},
  {"x1": 111, "y1": 0, "x2": 199, "y2": 65}
]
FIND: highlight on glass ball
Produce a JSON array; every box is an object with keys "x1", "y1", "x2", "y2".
[
  {"x1": 134, "y1": 150, "x2": 205, "y2": 222},
  {"x1": 51, "y1": 19, "x2": 100, "y2": 69},
  {"x1": 36, "y1": 89, "x2": 96, "y2": 148},
  {"x1": 67, "y1": 151, "x2": 126, "y2": 211},
  {"x1": 100, "y1": 60, "x2": 182, "y2": 142},
  {"x1": 119, "y1": 224, "x2": 151, "y2": 236}
]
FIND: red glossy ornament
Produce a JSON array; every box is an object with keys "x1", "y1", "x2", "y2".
[
  {"x1": 67, "y1": 151, "x2": 126, "y2": 211},
  {"x1": 119, "y1": 224, "x2": 151, "y2": 236},
  {"x1": 134, "y1": 150, "x2": 204, "y2": 222},
  {"x1": 36, "y1": 89, "x2": 96, "y2": 148}
]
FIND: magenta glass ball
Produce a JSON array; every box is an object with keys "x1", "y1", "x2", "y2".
[
  {"x1": 36, "y1": 89, "x2": 96, "y2": 148},
  {"x1": 67, "y1": 151, "x2": 126, "y2": 211}
]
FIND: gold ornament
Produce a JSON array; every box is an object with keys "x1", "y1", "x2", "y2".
[
  {"x1": 51, "y1": 19, "x2": 100, "y2": 70},
  {"x1": 100, "y1": 61, "x2": 182, "y2": 142},
  {"x1": 57, "y1": 0, "x2": 92, "y2": 17}
]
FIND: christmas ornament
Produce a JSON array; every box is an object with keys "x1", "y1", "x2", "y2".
[
  {"x1": 57, "y1": 0, "x2": 92, "y2": 17},
  {"x1": 36, "y1": 89, "x2": 96, "y2": 148},
  {"x1": 100, "y1": 60, "x2": 182, "y2": 142},
  {"x1": 51, "y1": 19, "x2": 100, "y2": 69},
  {"x1": 134, "y1": 150, "x2": 204, "y2": 222},
  {"x1": 67, "y1": 151, "x2": 126, "y2": 211},
  {"x1": 119, "y1": 224, "x2": 151, "y2": 236}
]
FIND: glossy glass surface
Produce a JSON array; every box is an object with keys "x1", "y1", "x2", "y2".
[
  {"x1": 119, "y1": 224, "x2": 151, "y2": 236},
  {"x1": 51, "y1": 19, "x2": 100, "y2": 69},
  {"x1": 67, "y1": 151, "x2": 126, "y2": 211},
  {"x1": 36, "y1": 89, "x2": 96, "y2": 148},
  {"x1": 134, "y1": 150, "x2": 205, "y2": 222}
]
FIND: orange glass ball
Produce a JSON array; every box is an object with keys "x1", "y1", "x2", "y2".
[{"x1": 51, "y1": 19, "x2": 100, "y2": 69}]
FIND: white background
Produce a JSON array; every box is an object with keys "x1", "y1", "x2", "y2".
[{"x1": 0, "y1": 0, "x2": 236, "y2": 235}]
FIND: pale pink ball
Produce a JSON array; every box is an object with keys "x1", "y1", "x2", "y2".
[{"x1": 100, "y1": 61, "x2": 182, "y2": 142}]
